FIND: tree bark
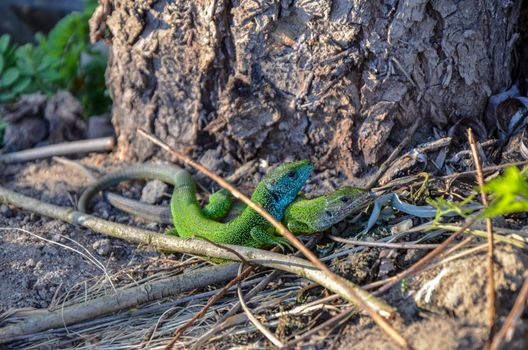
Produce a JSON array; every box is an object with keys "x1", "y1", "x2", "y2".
[{"x1": 96, "y1": 0, "x2": 523, "y2": 178}]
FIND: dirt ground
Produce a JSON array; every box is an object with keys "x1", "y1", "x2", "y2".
[{"x1": 0, "y1": 155, "x2": 527, "y2": 349}]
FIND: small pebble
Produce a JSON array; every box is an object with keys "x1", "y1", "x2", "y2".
[
  {"x1": 25, "y1": 258, "x2": 35, "y2": 267},
  {"x1": 0, "y1": 204, "x2": 14, "y2": 218},
  {"x1": 92, "y1": 239, "x2": 112, "y2": 256},
  {"x1": 141, "y1": 180, "x2": 169, "y2": 204}
]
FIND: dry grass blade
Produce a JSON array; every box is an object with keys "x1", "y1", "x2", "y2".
[
  {"x1": 434, "y1": 225, "x2": 526, "y2": 249},
  {"x1": 329, "y1": 235, "x2": 439, "y2": 250},
  {"x1": 282, "y1": 306, "x2": 355, "y2": 349},
  {"x1": 236, "y1": 264, "x2": 283, "y2": 347},
  {"x1": 468, "y1": 128, "x2": 496, "y2": 338},
  {"x1": 488, "y1": 277, "x2": 528, "y2": 350},
  {"x1": 136, "y1": 128, "x2": 409, "y2": 348},
  {"x1": 162, "y1": 265, "x2": 255, "y2": 350}
]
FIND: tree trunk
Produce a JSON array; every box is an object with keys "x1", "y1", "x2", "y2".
[{"x1": 95, "y1": 0, "x2": 523, "y2": 178}]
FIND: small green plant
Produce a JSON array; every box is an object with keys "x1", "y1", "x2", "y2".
[
  {"x1": 426, "y1": 165, "x2": 528, "y2": 222},
  {"x1": 482, "y1": 166, "x2": 528, "y2": 217},
  {"x1": 426, "y1": 194, "x2": 477, "y2": 225},
  {"x1": 0, "y1": 35, "x2": 33, "y2": 101},
  {"x1": 0, "y1": 0, "x2": 109, "y2": 115},
  {"x1": 0, "y1": 119, "x2": 7, "y2": 145}
]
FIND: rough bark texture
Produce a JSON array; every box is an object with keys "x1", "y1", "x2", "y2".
[{"x1": 98, "y1": 0, "x2": 523, "y2": 178}]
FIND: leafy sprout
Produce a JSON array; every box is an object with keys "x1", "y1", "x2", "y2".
[
  {"x1": 482, "y1": 166, "x2": 528, "y2": 218},
  {"x1": 426, "y1": 194, "x2": 477, "y2": 226},
  {"x1": 0, "y1": 0, "x2": 109, "y2": 115}
]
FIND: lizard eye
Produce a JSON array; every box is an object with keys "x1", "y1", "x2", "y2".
[
  {"x1": 340, "y1": 197, "x2": 350, "y2": 203},
  {"x1": 325, "y1": 210, "x2": 333, "y2": 217},
  {"x1": 287, "y1": 171, "x2": 296, "y2": 178}
]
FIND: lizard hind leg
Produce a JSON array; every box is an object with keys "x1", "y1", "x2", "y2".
[
  {"x1": 250, "y1": 226, "x2": 293, "y2": 251},
  {"x1": 202, "y1": 188, "x2": 233, "y2": 221}
]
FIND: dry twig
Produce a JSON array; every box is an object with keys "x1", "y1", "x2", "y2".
[
  {"x1": 329, "y1": 235, "x2": 439, "y2": 250},
  {"x1": 467, "y1": 128, "x2": 496, "y2": 338},
  {"x1": 0, "y1": 137, "x2": 115, "y2": 163}
]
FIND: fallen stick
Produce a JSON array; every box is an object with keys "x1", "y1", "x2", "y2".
[
  {"x1": 0, "y1": 137, "x2": 115, "y2": 163},
  {"x1": 0, "y1": 263, "x2": 240, "y2": 344}
]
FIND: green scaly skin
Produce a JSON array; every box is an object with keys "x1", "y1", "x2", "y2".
[
  {"x1": 284, "y1": 186, "x2": 372, "y2": 233},
  {"x1": 79, "y1": 161, "x2": 313, "y2": 247},
  {"x1": 78, "y1": 165, "x2": 373, "y2": 236}
]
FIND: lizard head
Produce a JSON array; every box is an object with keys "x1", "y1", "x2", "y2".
[
  {"x1": 285, "y1": 186, "x2": 373, "y2": 233},
  {"x1": 315, "y1": 186, "x2": 372, "y2": 229},
  {"x1": 263, "y1": 160, "x2": 313, "y2": 209}
]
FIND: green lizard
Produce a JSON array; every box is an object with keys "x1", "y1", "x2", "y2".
[
  {"x1": 76, "y1": 163, "x2": 373, "y2": 236},
  {"x1": 79, "y1": 161, "x2": 314, "y2": 247}
]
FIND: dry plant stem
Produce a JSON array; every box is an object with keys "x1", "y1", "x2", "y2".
[
  {"x1": 283, "y1": 306, "x2": 355, "y2": 349},
  {"x1": 136, "y1": 128, "x2": 409, "y2": 348},
  {"x1": 365, "y1": 117, "x2": 421, "y2": 189},
  {"x1": 0, "y1": 137, "x2": 115, "y2": 163},
  {"x1": 0, "y1": 185, "x2": 397, "y2": 341},
  {"x1": 329, "y1": 235, "x2": 439, "y2": 250},
  {"x1": 377, "y1": 216, "x2": 478, "y2": 294},
  {"x1": 236, "y1": 264, "x2": 284, "y2": 347},
  {"x1": 163, "y1": 265, "x2": 256, "y2": 350},
  {"x1": 0, "y1": 263, "x2": 240, "y2": 344},
  {"x1": 488, "y1": 277, "x2": 528, "y2": 350},
  {"x1": 434, "y1": 224, "x2": 525, "y2": 249},
  {"x1": 467, "y1": 128, "x2": 496, "y2": 337}
]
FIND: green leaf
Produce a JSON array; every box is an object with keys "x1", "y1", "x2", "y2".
[
  {"x1": 0, "y1": 55, "x2": 4, "y2": 74},
  {"x1": 11, "y1": 76, "x2": 31, "y2": 94},
  {"x1": 0, "y1": 119, "x2": 8, "y2": 145},
  {"x1": 0, "y1": 91, "x2": 16, "y2": 101},
  {"x1": 1, "y1": 67, "x2": 20, "y2": 87},
  {"x1": 482, "y1": 166, "x2": 528, "y2": 217},
  {"x1": 0, "y1": 34, "x2": 10, "y2": 54}
]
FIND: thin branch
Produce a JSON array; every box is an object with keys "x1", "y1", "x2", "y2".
[
  {"x1": 136, "y1": 128, "x2": 409, "y2": 348},
  {"x1": 0, "y1": 137, "x2": 115, "y2": 163},
  {"x1": 467, "y1": 128, "x2": 496, "y2": 338},
  {"x1": 329, "y1": 235, "x2": 439, "y2": 250},
  {"x1": 0, "y1": 263, "x2": 241, "y2": 344}
]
